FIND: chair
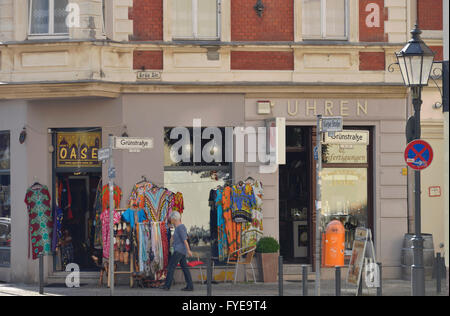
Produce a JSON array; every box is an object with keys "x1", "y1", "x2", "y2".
[{"x1": 224, "y1": 246, "x2": 257, "y2": 284}]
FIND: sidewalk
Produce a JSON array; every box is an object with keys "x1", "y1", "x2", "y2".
[{"x1": 0, "y1": 280, "x2": 447, "y2": 296}]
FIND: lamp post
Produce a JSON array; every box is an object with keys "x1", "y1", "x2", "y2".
[{"x1": 395, "y1": 25, "x2": 435, "y2": 296}]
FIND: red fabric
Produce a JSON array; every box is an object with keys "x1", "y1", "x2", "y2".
[{"x1": 178, "y1": 260, "x2": 204, "y2": 267}]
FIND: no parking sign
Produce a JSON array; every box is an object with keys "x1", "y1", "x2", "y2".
[{"x1": 404, "y1": 139, "x2": 434, "y2": 170}]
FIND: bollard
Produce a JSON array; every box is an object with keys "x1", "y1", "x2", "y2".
[
  {"x1": 335, "y1": 266, "x2": 341, "y2": 296},
  {"x1": 377, "y1": 262, "x2": 383, "y2": 296},
  {"x1": 39, "y1": 254, "x2": 44, "y2": 295},
  {"x1": 207, "y1": 257, "x2": 212, "y2": 297},
  {"x1": 302, "y1": 265, "x2": 308, "y2": 296},
  {"x1": 436, "y1": 253, "x2": 441, "y2": 294},
  {"x1": 278, "y1": 256, "x2": 283, "y2": 296}
]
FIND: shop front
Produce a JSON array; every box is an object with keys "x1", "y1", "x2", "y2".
[{"x1": 244, "y1": 96, "x2": 409, "y2": 278}]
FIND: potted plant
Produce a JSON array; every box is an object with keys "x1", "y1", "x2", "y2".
[{"x1": 255, "y1": 237, "x2": 280, "y2": 283}]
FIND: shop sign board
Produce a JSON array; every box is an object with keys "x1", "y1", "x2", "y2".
[
  {"x1": 404, "y1": 139, "x2": 433, "y2": 170},
  {"x1": 113, "y1": 137, "x2": 154, "y2": 151},
  {"x1": 323, "y1": 144, "x2": 367, "y2": 164},
  {"x1": 56, "y1": 131, "x2": 101, "y2": 168},
  {"x1": 324, "y1": 130, "x2": 369, "y2": 145},
  {"x1": 321, "y1": 116, "x2": 343, "y2": 133}
]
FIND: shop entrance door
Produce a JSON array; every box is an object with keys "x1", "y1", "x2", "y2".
[
  {"x1": 279, "y1": 127, "x2": 312, "y2": 264},
  {"x1": 54, "y1": 173, "x2": 102, "y2": 271}
]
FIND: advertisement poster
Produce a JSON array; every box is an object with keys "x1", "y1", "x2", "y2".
[{"x1": 56, "y1": 131, "x2": 101, "y2": 168}]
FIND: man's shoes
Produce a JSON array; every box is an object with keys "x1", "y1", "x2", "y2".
[
  {"x1": 159, "y1": 285, "x2": 170, "y2": 291},
  {"x1": 181, "y1": 287, "x2": 194, "y2": 291}
]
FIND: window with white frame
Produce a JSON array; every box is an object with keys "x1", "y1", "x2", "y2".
[
  {"x1": 173, "y1": 0, "x2": 220, "y2": 40},
  {"x1": 29, "y1": 0, "x2": 69, "y2": 36},
  {"x1": 302, "y1": 0, "x2": 347, "y2": 40}
]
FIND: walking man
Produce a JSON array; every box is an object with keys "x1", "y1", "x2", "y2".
[{"x1": 160, "y1": 211, "x2": 194, "y2": 291}]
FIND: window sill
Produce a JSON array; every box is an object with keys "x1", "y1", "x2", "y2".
[{"x1": 27, "y1": 34, "x2": 70, "y2": 41}]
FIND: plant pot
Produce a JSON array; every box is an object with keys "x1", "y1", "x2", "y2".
[{"x1": 257, "y1": 252, "x2": 279, "y2": 283}]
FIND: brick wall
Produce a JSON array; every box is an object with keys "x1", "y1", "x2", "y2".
[
  {"x1": 133, "y1": 51, "x2": 164, "y2": 70},
  {"x1": 359, "y1": 0, "x2": 388, "y2": 42},
  {"x1": 129, "y1": 0, "x2": 163, "y2": 41},
  {"x1": 430, "y1": 46, "x2": 443, "y2": 61},
  {"x1": 231, "y1": 0, "x2": 294, "y2": 41},
  {"x1": 231, "y1": 51, "x2": 294, "y2": 70},
  {"x1": 417, "y1": 0, "x2": 443, "y2": 30},
  {"x1": 359, "y1": 52, "x2": 385, "y2": 71}
]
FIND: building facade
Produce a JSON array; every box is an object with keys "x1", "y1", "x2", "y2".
[{"x1": 0, "y1": 0, "x2": 445, "y2": 284}]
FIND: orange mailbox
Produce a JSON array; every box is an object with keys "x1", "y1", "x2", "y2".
[{"x1": 324, "y1": 220, "x2": 345, "y2": 267}]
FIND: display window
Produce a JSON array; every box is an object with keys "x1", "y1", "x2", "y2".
[
  {"x1": 164, "y1": 127, "x2": 232, "y2": 261},
  {"x1": 320, "y1": 128, "x2": 372, "y2": 256}
]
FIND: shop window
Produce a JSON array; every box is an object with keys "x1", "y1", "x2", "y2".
[
  {"x1": 164, "y1": 127, "x2": 231, "y2": 261},
  {"x1": 302, "y1": 0, "x2": 348, "y2": 40},
  {"x1": 29, "y1": 0, "x2": 69, "y2": 37},
  {"x1": 0, "y1": 131, "x2": 11, "y2": 267},
  {"x1": 320, "y1": 129, "x2": 371, "y2": 256},
  {"x1": 173, "y1": 0, "x2": 220, "y2": 40}
]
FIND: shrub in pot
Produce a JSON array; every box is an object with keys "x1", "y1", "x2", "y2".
[{"x1": 256, "y1": 237, "x2": 280, "y2": 283}]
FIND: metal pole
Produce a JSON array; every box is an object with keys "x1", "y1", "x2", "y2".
[
  {"x1": 315, "y1": 115, "x2": 322, "y2": 296},
  {"x1": 302, "y1": 265, "x2": 308, "y2": 296},
  {"x1": 335, "y1": 266, "x2": 341, "y2": 296},
  {"x1": 437, "y1": 253, "x2": 441, "y2": 294},
  {"x1": 278, "y1": 256, "x2": 283, "y2": 296},
  {"x1": 108, "y1": 135, "x2": 115, "y2": 296},
  {"x1": 207, "y1": 257, "x2": 212, "y2": 296},
  {"x1": 411, "y1": 89, "x2": 425, "y2": 296},
  {"x1": 39, "y1": 254, "x2": 44, "y2": 295},
  {"x1": 377, "y1": 262, "x2": 383, "y2": 296}
]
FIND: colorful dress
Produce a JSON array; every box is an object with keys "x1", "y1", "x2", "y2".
[
  {"x1": 231, "y1": 184, "x2": 257, "y2": 223},
  {"x1": 173, "y1": 192, "x2": 184, "y2": 214},
  {"x1": 100, "y1": 209, "x2": 121, "y2": 259},
  {"x1": 222, "y1": 186, "x2": 241, "y2": 260},
  {"x1": 25, "y1": 185, "x2": 53, "y2": 260},
  {"x1": 216, "y1": 189, "x2": 228, "y2": 262},
  {"x1": 101, "y1": 184, "x2": 122, "y2": 211}
]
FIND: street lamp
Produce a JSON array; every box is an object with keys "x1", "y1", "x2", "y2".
[{"x1": 395, "y1": 25, "x2": 435, "y2": 296}]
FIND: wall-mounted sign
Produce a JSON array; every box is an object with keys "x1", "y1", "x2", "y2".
[
  {"x1": 137, "y1": 71, "x2": 161, "y2": 80},
  {"x1": 324, "y1": 130, "x2": 370, "y2": 145},
  {"x1": 322, "y1": 116, "x2": 343, "y2": 133},
  {"x1": 56, "y1": 131, "x2": 101, "y2": 168},
  {"x1": 428, "y1": 186, "x2": 441, "y2": 197},
  {"x1": 114, "y1": 137, "x2": 154, "y2": 151},
  {"x1": 404, "y1": 139, "x2": 433, "y2": 170}
]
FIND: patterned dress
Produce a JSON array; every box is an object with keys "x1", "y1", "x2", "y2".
[
  {"x1": 100, "y1": 209, "x2": 121, "y2": 259},
  {"x1": 25, "y1": 185, "x2": 53, "y2": 260},
  {"x1": 216, "y1": 189, "x2": 228, "y2": 262}
]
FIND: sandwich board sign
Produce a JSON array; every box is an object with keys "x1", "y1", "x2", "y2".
[{"x1": 346, "y1": 227, "x2": 378, "y2": 295}]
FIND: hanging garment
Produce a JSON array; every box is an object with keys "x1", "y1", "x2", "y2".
[
  {"x1": 93, "y1": 182, "x2": 103, "y2": 249},
  {"x1": 58, "y1": 178, "x2": 73, "y2": 220},
  {"x1": 231, "y1": 184, "x2": 256, "y2": 223},
  {"x1": 129, "y1": 182, "x2": 153, "y2": 210},
  {"x1": 209, "y1": 189, "x2": 219, "y2": 260},
  {"x1": 150, "y1": 221, "x2": 163, "y2": 277},
  {"x1": 216, "y1": 189, "x2": 228, "y2": 262},
  {"x1": 138, "y1": 222, "x2": 151, "y2": 275},
  {"x1": 222, "y1": 203, "x2": 241, "y2": 260},
  {"x1": 100, "y1": 209, "x2": 121, "y2": 259},
  {"x1": 173, "y1": 192, "x2": 184, "y2": 214},
  {"x1": 144, "y1": 187, "x2": 167, "y2": 222},
  {"x1": 25, "y1": 185, "x2": 53, "y2": 260},
  {"x1": 121, "y1": 208, "x2": 147, "y2": 229},
  {"x1": 160, "y1": 222, "x2": 169, "y2": 276},
  {"x1": 51, "y1": 207, "x2": 64, "y2": 252},
  {"x1": 101, "y1": 184, "x2": 122, "y2": 211}
]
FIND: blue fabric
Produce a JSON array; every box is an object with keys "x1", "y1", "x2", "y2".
[
  {"x1": 121, "y1": 208, "x2": 146, "y2": 229},
  {"x1": 173, "y1": 224, "x2": 188, "y2": 256}
]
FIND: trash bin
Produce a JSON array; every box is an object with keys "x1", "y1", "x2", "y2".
[{"x1": 324, "y1": 220, "x2": 345, "y2": 267}]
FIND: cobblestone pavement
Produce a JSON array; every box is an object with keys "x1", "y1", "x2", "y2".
[{"x1": 0, "y1": 279, "x2": 447, "y2": 296}]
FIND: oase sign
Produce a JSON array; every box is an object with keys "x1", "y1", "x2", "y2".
[
  {"x1": 324, "y1": 130, "x2": 370, "y2": 145},
  {"x1": 114, "y1": 137, "x2": 154, "y2": 151}
]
